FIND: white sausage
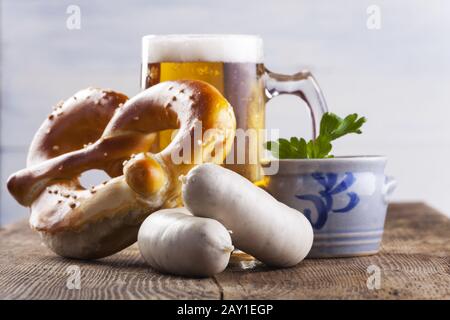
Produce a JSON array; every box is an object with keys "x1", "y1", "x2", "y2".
[
  {"x1": 137, "y1": 207, "x2": 233, "y2": 277},
  {"x1": 182, "y1": 164, "x2": 313, "y2": 267}
]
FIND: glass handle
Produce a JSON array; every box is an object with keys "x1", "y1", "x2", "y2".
[{"x1": 264, "y1": 69, "x2": 328, "y2": 139}]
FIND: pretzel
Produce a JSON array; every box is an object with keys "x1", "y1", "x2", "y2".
[{"x1": 7, "y1": 80, "x2": 236, "y2": 259}]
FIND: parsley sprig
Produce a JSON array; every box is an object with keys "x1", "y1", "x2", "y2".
[{"x1": 264, "y1": 112, "x2": 366, "y2": 159}]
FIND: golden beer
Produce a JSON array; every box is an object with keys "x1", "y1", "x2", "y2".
[{"x1": 141, "y1": 35, "x2": 327, "y2": 181}]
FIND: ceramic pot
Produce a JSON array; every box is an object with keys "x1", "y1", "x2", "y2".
[{"x1": 262, "y1": 156, "x2": 397, "y2": 258}]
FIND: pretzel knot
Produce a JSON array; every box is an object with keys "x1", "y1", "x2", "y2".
[{"x1": 7, "y1": 80, "x2": 236, "y2": 259}]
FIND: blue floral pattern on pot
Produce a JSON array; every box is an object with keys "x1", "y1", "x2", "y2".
[{"x1": 296, "y1": 172, "x2": 360, "y2": 229}]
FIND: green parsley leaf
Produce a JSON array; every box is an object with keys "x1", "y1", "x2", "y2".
[{"x1": 264, "y1": 112, "x2": 366, "y2": 159}]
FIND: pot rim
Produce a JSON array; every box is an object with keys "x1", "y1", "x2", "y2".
[
  {"x1": 262, "y1": 155, "x2": 386, "y2": 165},
  {"x1": 261, "y1": 155, "x2": 388, "y2": 174}
]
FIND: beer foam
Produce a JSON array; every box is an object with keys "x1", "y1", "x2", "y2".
[{"x1": 142, "y1": 35, "x2": 264, "y2": 63}]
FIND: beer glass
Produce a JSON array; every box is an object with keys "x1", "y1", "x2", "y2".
[{"x1": 141, "y1": 34, "x2": 327, "y2": 181}]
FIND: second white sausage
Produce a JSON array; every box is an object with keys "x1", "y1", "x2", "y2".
[{"x1": 182, "y1": 164, "x2": 313, "y2": 267}]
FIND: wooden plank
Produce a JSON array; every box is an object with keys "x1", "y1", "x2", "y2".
[
  {"x1": 0, "y1": 220, "x2": 220, "y2": 300},
  {"x1": 214, "y1": 203, "x2": 450, "y2": 299},
  {"x1": 0, "y1": 203, "x2": 448, "y2": 299}
]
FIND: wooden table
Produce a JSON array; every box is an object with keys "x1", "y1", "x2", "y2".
[{"x1": 0, "y1": 203, "x2": 449, "y2": 300}]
